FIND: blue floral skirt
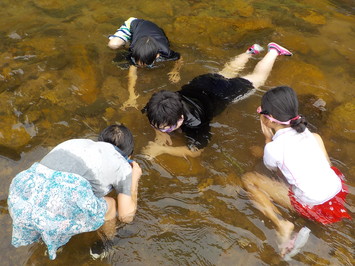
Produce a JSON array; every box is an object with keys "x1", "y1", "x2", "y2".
[{"x1": 8, "y1": 163, "x2": 107, "y2": 260}]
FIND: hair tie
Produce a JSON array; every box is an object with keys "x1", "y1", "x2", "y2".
[{"x1": 290, "y1": 115, "x2": 301, "y2": 121}]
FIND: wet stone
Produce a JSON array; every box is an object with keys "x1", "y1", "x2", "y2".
[
  {"x1": 0, "y1": 115, "x2": 31, "y2": 149},
  {"x1": 327, "y1": 100, "x2": 355, "y2": 141},
  {"x1": 295, "y1": 10, "x2": 327, "y2": 25},
  {"x1": 65, "y1": 45, "x2": 101, "y2": 104},
  {"x1": 32, "y1": 0, "x2": 82, "y2": 18},
  {"x1": 173, "y1": 16, "x2": 272, "y2": 49},
  {"x1": 135, "y1": 0, "x2": 174, "y2": 18},
  {"x1": 8, "y1": 32, "x2": 22, "y2": 40},
  {"x1": 209, "y1": 0, "x2": 255, "y2": 17},
  {"x1": 101, "y1": 75, "x2": 124, "y2": 103},
  {"x1": 270, "y1": 60, "x2": 332, "y2": 102}
]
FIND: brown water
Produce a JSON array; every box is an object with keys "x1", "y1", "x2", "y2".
[{"x1": 0, "y1": 0, "x2": 354, "y2": 265}]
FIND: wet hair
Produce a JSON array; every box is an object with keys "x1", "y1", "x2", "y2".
[
  {"x1": 141, "y1": 90, "x2": 183, "y2": 128},
  {"x1": 98, "y1": 124, "x2": 134, "y2": 157},
  {"x1": 132, "y1": 36, "x2": 159, "y2": 66},
  {"x1": 261, "y1": 86, "x2": 307, "y2": 133}
]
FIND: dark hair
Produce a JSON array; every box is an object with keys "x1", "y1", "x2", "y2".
[
  {"x1": 98, "y1": 124, "x2": 134, "y2": 157},
  {"x1": 132, "y1": 36, "x2": 159, "y2": 66},
  {"x1": 261, "y1": 86, "x2": 307, "y2": 133},
  {"x1": 142, "y1": 90, "x2": 183, "y2": 128}
]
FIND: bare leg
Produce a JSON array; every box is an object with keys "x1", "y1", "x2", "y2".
[
  {"x1": 121, "y1": 65, "x2": 139, "y2": 110},
  {"x1": 99, "y1": 217, "x2": 118, "y2": 240},
  {"x1": 168, "y1": 57, "x2": 184, "y2": 83},
  {"x1": 242, "y1": 172, "x2": 294, "y2": 252},
  {"x1": 241, "y1": 49, "x2": 279, "y2": 89},
  {"x1": 103, "y1": 196, "x2": 117, "y2": 220},
  {"x1": 218, "y1": 52, "x2": 252, "y2": 79}
]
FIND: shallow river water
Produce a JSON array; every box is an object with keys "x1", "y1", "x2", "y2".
[{"x1": 0, "y1": 0, "x2": 354, "y2": 265}]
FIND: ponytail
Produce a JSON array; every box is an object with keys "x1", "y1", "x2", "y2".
[{"x1": 290, "y1": 115, "x2": 307, "y2": 133}]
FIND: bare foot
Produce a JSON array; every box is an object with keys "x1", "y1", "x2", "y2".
[{"x1": 276, "y1": 220, "x2": 295, "y2": 257}]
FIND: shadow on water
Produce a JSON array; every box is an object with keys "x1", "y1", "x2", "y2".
[{"x1": 0, "y1": 0, "x2": 354, "y2": 265}]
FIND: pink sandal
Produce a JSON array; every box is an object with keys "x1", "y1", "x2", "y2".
[
  {"x1": 247, "y1": 44, "x2": 264, "y2": 55},
  {"x1": 268, "y1": 42, "x2": 293, "y2": 56}
]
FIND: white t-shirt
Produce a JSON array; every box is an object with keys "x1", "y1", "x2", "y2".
[
  {"x1": 40, "y1": 139, "x2": 132, "y2": 198},
  {"x1": 263, "y1": 128, "x2": 341, "y2": 206}
]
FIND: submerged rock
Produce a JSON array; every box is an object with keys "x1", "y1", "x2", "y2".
[
  {"x1": 269, "y1": 60, "x2": 332, "y2": 102},
  {"x1": 101, "y1": 75, "x2": 125, "y2": 103},
  {"x1": 21, "y1": 37, "x2": 59, "y2": 59},
  {"x1": 172, "y1": 16, "x2": 272, "y2": 48},
  {"x1": 66, "y1": 44, "x2": 101, "y2": 104},
  {"x1": 32, "y1": 0, "x2": 75, "y2": 10},
  {"x1": 295, "y1": 10, "x2": 326, "y2": 25},
  {"x1": 327, "y1": 100, "x2": 355, "y2": 141},
  {"x1": 0, "y1": 115, "x2": 31, "y2": 149},
  {"x1": 218, "y1": 0, "x2": 255, "y2": 17}
]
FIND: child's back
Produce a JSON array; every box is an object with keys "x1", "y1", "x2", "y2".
[{"x1": 264, "y1": 127, "x2": 341, "y2": 205}]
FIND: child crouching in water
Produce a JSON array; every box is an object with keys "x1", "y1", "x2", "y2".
[
  {"x1": 108, "y1": 17, "x2": 183, "y2": 110},
  {"x1": 242, "y1": 86, "x2": 351, "y2": 259}
]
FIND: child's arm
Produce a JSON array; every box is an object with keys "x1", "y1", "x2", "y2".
[
  {"x1": 312, "y1": 133, "x2": 331, "y2": 165},
  {"x1": 117, "y1": 161, "x2": 142, "y2": 223},
  {"x1": 121, "y1": 65, "x2": 139, "y2": 110},
  {"x1": 108, "y1": 17, "x2": 136, "y2": 50},
  {"x1": 108, "y1": 37, "x2": 126, "y2": 49},
  {"x1": 142, "y1": 141, "x2": 202, "y2": 159}
]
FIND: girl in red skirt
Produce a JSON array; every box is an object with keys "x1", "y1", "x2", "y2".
[{"x1": 242, "y1": 86, "x2": 351, "y2": 259}]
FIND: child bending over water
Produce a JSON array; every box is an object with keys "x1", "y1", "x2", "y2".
[
  {"x1": 242, "y1": 86, "x2": 351, "y2": 259},
  {"x1": 142, "y1": 43, "x2": 292, "y2": 159},
  {"x1": 108, "y1": 17, "x2": 183, "y2": 109},
  {"x1": 8, "y1": 125, "x2": 142, "y2": 260}
]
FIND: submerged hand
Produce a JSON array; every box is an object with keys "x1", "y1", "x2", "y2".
[
  {"x1": 154, "y1": 130, "x2": 173, "y2": 146},
  {"x1": 141, "y1": 141, "x2": 166, "y2": 159},
  {"x1": 168, "y1": 57, "x2": 183, "y2": 84},
  {"x1": 168, "y1": 70, "x2": 181, "y2": 83},
  {"x1": 121, "y1": 94, "x2": 139, "y2": 110}
]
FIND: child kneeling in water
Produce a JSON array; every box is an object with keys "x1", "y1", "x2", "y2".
[{"x1": 242, "y1": 86, "x2": 351, "y2": 259}]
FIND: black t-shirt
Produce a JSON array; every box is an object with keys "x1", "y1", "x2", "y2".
[
  {"x1": 177, "y1": 73, "x2": 254, "y2": 149},
  {"x1": 129, "y1": 19, "x2": 180, "y2": 64}
]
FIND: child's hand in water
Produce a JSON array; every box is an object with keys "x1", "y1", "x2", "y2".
[
  {"x1": 260, "y1": 119, "x2": 274, "y2": 143},
  {"x1": 168, "y1": 70, "x2": 181, "y2": 83},
  {"x1": 141, "y1": 141, "x2": 166, "y2": 159},
  {"x1": 121, "y1": 93, "x2": 139, "y2": 110},
  {"x1": 168, "y1": 57, "x2": 183, "y2": 84},
  {"x1": 154, "y1": 130, "x2": 173, "y2": 146}
]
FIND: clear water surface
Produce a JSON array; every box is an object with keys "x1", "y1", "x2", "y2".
[{"x1": 0, "y1": 0, "x2": 354, "y2": 265}]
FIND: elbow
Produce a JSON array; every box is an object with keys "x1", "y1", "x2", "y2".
[
  {"x1": 108, "y1": 38, "x2": 123, "y2": 50},
  {"x1": 108, "y1": 43, "x2": 120, "y2": 50}
]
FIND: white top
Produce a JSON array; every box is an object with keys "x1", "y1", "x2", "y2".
[
  {"x1": 40, "y1": 139, "x2": 132, "y2": 198},
  {"x1": 264, "y1": 128, "x2": 341, "y2": 206}
]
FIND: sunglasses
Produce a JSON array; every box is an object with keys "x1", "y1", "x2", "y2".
[
  {"x1": 257, "y1": 106, "x2": 297, "y2": 125},
  {"x1": 152, "y1": 117, "x2": 184, "y2": 133}
]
